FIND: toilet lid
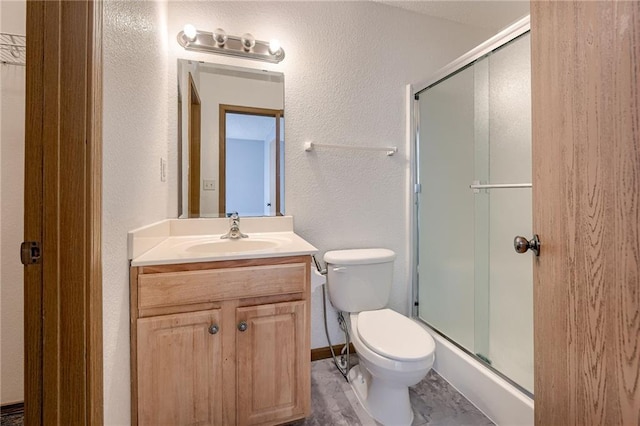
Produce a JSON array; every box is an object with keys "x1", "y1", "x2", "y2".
[{"x1": 357, "y1": 309, "x2": 435, "y2": 361}]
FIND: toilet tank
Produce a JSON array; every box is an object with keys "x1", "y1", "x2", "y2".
[{"x1": 323, "y1": 248, "x2": 396, "y2": 313}]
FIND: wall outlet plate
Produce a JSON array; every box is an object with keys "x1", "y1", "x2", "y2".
[
  {"x1": 160, "y1": 158, "x2": 167, "y2": 182},
  {"x1": 203, "y1": 179, "x2": 215, "y2": 190}
]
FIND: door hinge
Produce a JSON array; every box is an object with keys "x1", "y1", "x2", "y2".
[
  {"x1": 20, "y1": 241, "x2": 42, "y2": 265},
  {"x1": 414, "y1": 183, "x2": 422, "y2": 193}
]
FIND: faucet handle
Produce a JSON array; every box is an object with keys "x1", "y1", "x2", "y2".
[{"x1": 229, "y1": 211, "x2": 239, "y2": 220}]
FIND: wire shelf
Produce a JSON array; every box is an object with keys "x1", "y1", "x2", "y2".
[{"x1": 1, "y1": 33, "x2": 26, "y2": 66}]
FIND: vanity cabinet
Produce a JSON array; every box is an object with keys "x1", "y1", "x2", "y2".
[
  {"x1": 137, "y1": 309, "x2": 223, "y2": 425},
  {"x1": 130, "y1": 256, "x2": 311, "y2": 426},
  {"x1": 236, "y1": 301, "x2": 307, "y2": 425}
]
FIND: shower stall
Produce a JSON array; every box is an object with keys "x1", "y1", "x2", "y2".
[{"x1": 413, "y1": 18, "x2": 533, "y2": 397}]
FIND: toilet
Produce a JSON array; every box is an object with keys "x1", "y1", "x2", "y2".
[{"x1": 324, "y1": 248, "x2": 435, "y2": 426}]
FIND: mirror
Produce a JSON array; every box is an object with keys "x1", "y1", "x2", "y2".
[{"x1": 177, "y1": 59, "x2": 285, "y2": 218}]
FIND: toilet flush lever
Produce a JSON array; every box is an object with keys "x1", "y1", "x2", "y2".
[{"x1": 332, "y1": 267, "x2": 347, "y2": 272}]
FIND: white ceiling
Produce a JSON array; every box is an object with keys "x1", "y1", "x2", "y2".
[{"x1": 375, "y1": 1, "x2": 530, "y2": 31}]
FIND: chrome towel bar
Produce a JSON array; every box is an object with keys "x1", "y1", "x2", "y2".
[{"x1": 470, "y1": 181, "x2": 532, "y2": 192}]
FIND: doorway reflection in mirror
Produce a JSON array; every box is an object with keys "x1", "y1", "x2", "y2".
[{"x1": 177, "y1": 59, "x2": 284, "y2": 218}]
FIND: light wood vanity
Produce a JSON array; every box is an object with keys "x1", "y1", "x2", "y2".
[{"x1": 130, "y1": 255, "x2": 312, "y2": 426}]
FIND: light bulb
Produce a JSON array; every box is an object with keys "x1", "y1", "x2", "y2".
[
  {"x1": 268, "y1": 39, "x2": 281, "y2": 55},
  {"x1": 183, "y1": 24, "x2": 197, "y2": 42},
  {"x1": 213, "y1": 28, "x2": 227, "y2": 46},
  {"x1": 241, "y1": 33, "x2": 256, "y2": 51}
]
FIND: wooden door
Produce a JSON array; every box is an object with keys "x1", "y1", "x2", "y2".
[
  {"x1": 137, "y1": 310, "x2": 223, "y2": 426},
  {"x1": 24, "y1": 0, "x2": 103, "y2": 424},
  {"x1": 532, "y1": 1, "x2": 640, "y2": 424},
  {"x1": 188, "y1": 72, "x2": 201, "y2": 217},
  {"x1": 236, "y1": 300, "x2": 310, "y2": 425}
]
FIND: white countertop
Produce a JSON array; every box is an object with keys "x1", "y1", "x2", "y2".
[{"x1": 128, "y1": 217, "x2": 318, "y2": 267}]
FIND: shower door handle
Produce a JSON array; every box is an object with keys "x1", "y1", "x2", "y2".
[{"x1": 514, "y1": 235, "x2": 541, "y2": 256}]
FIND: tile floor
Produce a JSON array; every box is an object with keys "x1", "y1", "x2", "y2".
[
  {"x1": 0, "y1": 408, "x2": 21, "y2": 426},
  {"x1": 292, "y1": 356, "x2": 494, "y2": 426},
  {"x1": 0, "y1": 357, "x2": 494, "y2": 426}
]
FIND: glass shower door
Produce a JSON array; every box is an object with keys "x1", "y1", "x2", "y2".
[
  {"x1": 416, "y1": 33, "x2": 533, "y2": 394},
  {"x1": 484, "y1": 33, "x2": 533, "y2": 393},
  {"x1": 418, "y1": 64, "x2": 477, "y2": 352}
]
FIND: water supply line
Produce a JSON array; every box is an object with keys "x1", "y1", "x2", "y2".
[{"x1": 313, "y1": 255, "x2": 351, "y2": 381}]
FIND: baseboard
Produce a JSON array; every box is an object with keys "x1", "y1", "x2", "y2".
[
  {"x1": 311, "y1": 344, "x2": 356, "y2": 361},
  {"x1": 0, "y1": 402, "x2": 24, "y2": 415}
]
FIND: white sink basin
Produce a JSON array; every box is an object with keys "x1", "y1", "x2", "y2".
[
  {"x1": 128, "y1": 218, "x2": 318, "y2": 266},
  {"x1": 184, "y1": 238, "x2": 281, "y2": 254}
]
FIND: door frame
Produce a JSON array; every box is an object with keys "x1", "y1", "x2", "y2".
[
  {"x1": 187, "y1": 72, "x2": 201, "y2": 217},
  {"x1": 218, "y1": 104, "x2": 283, "y2": 216},
  {"x1": 24, "y1": 0, "x2": 103, "y2": 424}
]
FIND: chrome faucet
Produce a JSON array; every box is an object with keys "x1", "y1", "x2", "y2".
[{"x1": 221, "y1": 212, "x2": 248, "y2": 239}]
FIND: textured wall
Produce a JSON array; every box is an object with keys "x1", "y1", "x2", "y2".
[
  {"x1": 103, "y1": 1, "x2": 490, "y2": 423},
  {"x1": 0, "y1": 0, "x2": 26, "y2": 405},
  {"x1": 165, "y1": 0, "x2": 490, "y2": 352},
  {"x1": 102, "y1": 1, "x2": 170, "y2": 423}
]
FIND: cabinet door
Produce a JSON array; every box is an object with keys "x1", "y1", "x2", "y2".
[
  {"x1": 137, "y1": 309, "x2": 222, "y2": 426},
  {"x1": 236, "y1": 300, "x2": 310, "y2": 425}
]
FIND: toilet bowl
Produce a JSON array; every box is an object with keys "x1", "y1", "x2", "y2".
[
  {"x1": 323, "y1": 248, "x2": 435, "y2": 426},
  {"x1": 347, "y1": 309, "x2": 435, "y2": 426}
]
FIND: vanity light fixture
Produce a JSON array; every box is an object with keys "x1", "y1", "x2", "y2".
[
  {"x1": 268, "y1": 39, "x2": 281, "y2": 55},
  {"x1": 183, "y1": 24, "x2": 197, "y2": 42},
  {"x1": 177, "y1": 25, "x2": 285, "y2": 63},
  {"x1": 241, "y1": 33, "x2": 256, "y2": 51},
  {"x1": 213, "y1": 28, "x2": 227, "y2": 46}
]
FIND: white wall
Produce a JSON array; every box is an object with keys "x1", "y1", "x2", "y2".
[
  {"x1": 102, "y1": 1, "x2": 170, "y2": 424},
  {"x1": 102, "y1": 1, "x2": 490, "y2": 423},
  {"x1": 0, "y1": 0, "x2": 26, "y2": 406},
  {"x1": 165, "y1": 0, "x2": 490, "y2": 353},
  {"x1": 226, "y1": 137, "x2": 266, "y2": 216}
]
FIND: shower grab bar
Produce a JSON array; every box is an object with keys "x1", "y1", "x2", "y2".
[{"x1": 470, "y1": 181, "x2": 532, "y2": 192}]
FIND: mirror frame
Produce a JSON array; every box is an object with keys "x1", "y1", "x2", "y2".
[{"x1": 177, "y1": 59, "x2": 285, "y2": 218}]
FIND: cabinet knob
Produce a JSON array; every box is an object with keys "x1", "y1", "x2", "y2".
[
  {"x1": 237, "y1": 321, "x2": 248, "y2": 332},
  {"x1": 208, "y1": 324, "x2": 219, "y2": 335}
]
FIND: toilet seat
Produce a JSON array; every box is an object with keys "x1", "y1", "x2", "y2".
[{"x1": 356, "y1": 309, "x2": 435, "y2": 362}]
